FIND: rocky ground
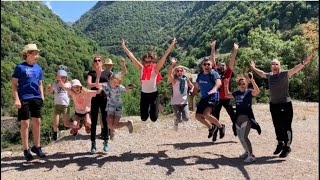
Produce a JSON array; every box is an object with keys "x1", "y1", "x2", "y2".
[{"x1": 1, "y1": 101, "x2": 318, "y2": 180}]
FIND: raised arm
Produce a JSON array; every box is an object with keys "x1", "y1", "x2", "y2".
[
  {"x1": 167, "y1": 58, "x2": 177, "y2": 84},
  {"x1": 57, "y1": 75, "x2": 73, "y2": 95},
  {"x1": 228, "y1": 43, "x2": 238, "y2": 70},
  {"x1": 121, "y1": 39, "x2": 143, "y2": 70},
  {"x1": 223, "y1": 78, "x2": 234, "y2": 99},
  {"x1": 187, "y1": 79, "x2": 194, "y2": 94},
  {"x1": 248, "y1": 72, "x2": 260, "y2": 96},
  {"x1": 46, "y1": 83, "x2": 54, "y2": 95},
  {"x1": 210, "y1": 40, "x2": 217, "y2": 69},
  {"x1": 154, "y1": 37, "x2": 177, "y2": 73},
  {"x1": 288, "y1": 51, "x2": 314, "y2": 78},
  {"x1": 120, "y1": 58, "x2": 128, "y2": 75},
  {"x1": 250, "y1": 61, "x2": 267, "y2": 78}
]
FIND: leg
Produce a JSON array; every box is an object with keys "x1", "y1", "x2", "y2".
[
  {"x1": 195, "y1": 113, "x2": 211, "y2": 128},
  {"x1": 111, "y1": 116, "x2": 128, "y2": 129},
  {"x1": 203, "y1": 107, "x2": 222, "y2": 128},
  {"x1": 149, "y1": 92, "x2": 160, "y2": 122},
  {"x1": 20, "y1": 120, "x2": 30, "y2": 150},
  {"x1": 279, "y1": 102, "x2": 293, "y2": 158},
  {"x1": 222, "y1": 99, "x2": 237, "y2": 124},
  {"x1": 140, "y1": 92, "x2": 150, "y2": 121},
  {"x1": 181, "y1": 104, "x2": 190, "y2": 121},
  {"x1": 90, "y1": 97, "x2": 99, "y2": 142},
  {"x1": 236, "y1": 115, "x2": 254, "y2": 162},
  {"x1": 52, "y1": 113, "x2": 60, "y2": 133},
  {"x1": 270, "y1": 103, "x2": 285, "y2": 154},
  {"x1": 99, "y1": 97, "x2": 109, "y2": 142},
  {"x1": 31, "y1": 118, "x2": 41, "y2": 147}
]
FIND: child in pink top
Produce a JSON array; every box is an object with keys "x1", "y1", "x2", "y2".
[{"x1": 58, "y1": 77, "x2": 102, "y2": 136}]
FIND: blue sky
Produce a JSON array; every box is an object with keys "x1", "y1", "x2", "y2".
[{"x1": 44, "y1": 1, "x2": 98, "y2": 22}]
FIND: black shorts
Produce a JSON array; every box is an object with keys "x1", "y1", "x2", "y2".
[
  {"x1": 75, "y1": 112, "x2": 90, "y2": 119},
  {"x1": 196, "y1": 97, "x2": 218, "y2": 114},
  {"x1": 18, "y1": 98, "x2": 43, "y2": 121}
]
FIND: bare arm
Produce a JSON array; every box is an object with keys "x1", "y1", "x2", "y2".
[
  {"x1": 46, "y1": 84, "x2": 54, "y2": 95},
  {"x1": 11, "y1": 78, "x2": 21, "y2": 109},
  {"x1": 223, "y1": 79, "x2": 234, "y2": 99},
  {"x1": 228, "y1": 43, "x2": 238, "y2": 70},
  {"x1": 250, "y1": 61, "x2": 267, "y2": 78},
  {"x1": 154, "y1": 37, "x2": 177, "y2": 74},
  {"x1": 120, "y1": 58, "x2": 128, "y2": 75},
  {"x1": 288, "y1": 51, "x2": 314, "y2": 78},
  {"x1": 187, "y1": 79, "x2": 194, "y2": 93},
  {"x1": 248, "y1": 72, "x2": 260, "y2": 96},
  {"x1": 167, "y1": 58, "x2": 177, "y2": 84},
  {"x1": 39, "y1": 80, "x2": 44, "y2": 100},
  {"x1": 210, "y1": 40, "x2": 217, "y2": 68},
  {"x1": 208, "y1": 79, "x2": 222, "y2": 95},
  {"x1": 121, "y1": 39, "x2": 143, "y2": 70}
]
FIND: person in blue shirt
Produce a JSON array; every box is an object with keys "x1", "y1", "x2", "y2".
[
  {"x1": 194, "y1": 58, "x2": 225, "y2": 141},
  {"x1": 11, "y1": 44, "x2": 46, "y2": 161}
]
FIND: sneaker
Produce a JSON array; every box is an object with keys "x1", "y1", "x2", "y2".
[
  {"x1": 70, "y1": 128, "x2": 79, "y2": 136},
  {"x1": 127, "y1": 120, "x2": 133, "y2": 133},
  {"x1": 239, "y1": 152, "x2": 248, "y2": 159},
  {"x1": 103, "y1": 141, "x2": 109, "y2": 152},
  {"x1": 219, "y1": 124, "x2": 226, "y2": 139},
  {"x1": 212, "y1": 126, "x2": 218, "y2": 142},
  {"x1": 85, "y1": 126, "x2": 91, "y2": 134},
  {"x1": 31, "y1": 146, "x2": 46, "y2": 158},
  {"x1": 244, "y1": 155, "x2": 256, "y2": 163},
  {"x1": 91, "y1": 141, "x2": 96, "y2": 154},
  {"x1": 279, "y1": 146, "x2": 291, "y2": 158},
  {"x1": 23, "y1": 149, "x2": 34, "y2": 161},
  {"x1": 273, "y1": 143, "x2": 284, "y2": 155},
  {"x1": 52, "y1": 131, "x2": 58, "y2": 141},
  {"x1": 208, "y1": 125, "x2": 215, "y2": 138},
  {"x1": 110, "y1": 129, "x2": 115, "y2": 140}
]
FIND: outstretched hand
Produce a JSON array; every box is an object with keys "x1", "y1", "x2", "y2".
[
  {"x1": 121, "y1": 39, "x2": 126, "y2": 48},
  {"x1": 170, "y1": 57, "x2": 177, "y2": 65},
  {"x1": 171, "y1": 37, "x2": 177, "y2": 46},
  {"x1": 211, "y1": 40, "x2": 216, "y2": 48},
  {"x1": 250, "y1": 60, "x2": 256, "y2": 69},
  {"x1": 233, "y1": 43, "x2": 239, "y2": 50},
  {"x1": 120, "y1": 58, "x2": 126, "y2": 66}
]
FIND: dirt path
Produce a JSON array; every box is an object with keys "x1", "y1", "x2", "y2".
[{"x1": 1, "y1": 101, "x2": 318, "y2": 180}]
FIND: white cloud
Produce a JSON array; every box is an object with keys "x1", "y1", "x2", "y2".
[{"x1": 44, "y1": 1, "x2": 52, "y2": 10}]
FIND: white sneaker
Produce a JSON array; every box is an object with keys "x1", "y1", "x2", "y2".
[
  {"x1": 127, "y1": 120, "x2": 133, "y2": 133},
  {"x1": 239, "y1": 152, "x2": 248, "y2": 159},
  {"x1": 244, "y1": 155, "x2": 256, "y2": 163}
]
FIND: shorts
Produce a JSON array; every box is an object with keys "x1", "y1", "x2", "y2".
[
  {"x1": 54, "y1": 105, "x2": 70, "y2": 115},
  {"x1": 18, "y1": 98, "x2": 43, "y2": 121},
  {"x1": 196, "y1": 97, "x2": 218, "y2": 114},
  {"x1": 74, "y1": 112, "x2": 90, "y2": 120},
  {"x1": 107, "y1": 107, "x2": 122, "y2": 116}
]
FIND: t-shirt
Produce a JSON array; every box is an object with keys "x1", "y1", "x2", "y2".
[
  {"x1": 219, "y1": 67, "x2": 233, "y2": 100},
  {"x1": 196, "y1": 69, "x2": 221, "y2": 101},
  {"x1": 12, "y1": 62, "x2": 43, "y2": 101},
  {"x1": 141, "y1": 67, "x2": 157, "y2": 93},
  {"x1": 171, "y1": 77, "x2": 189, "y2": 105},
  {"x1": 71, "y1": 90, "x2": 97, "y2": 114},
  {"x1": 88, "y1": 70, "x2": 112, "y2": 97},
  {"x1": 52, "y1": 82, "x2": 71, "y2": 106},
  {"x1": 232, "y1": 89, "x2": 253, "y2": 115},
  {"x1": 266, "y1": 71, "x2": 291, "y2": 104},
  {"x1": 102, "y1": 84, "x2": 126, "y2": 111}
]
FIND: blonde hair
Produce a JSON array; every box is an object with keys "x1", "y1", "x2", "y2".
[
  {"x1": 91, "y1": 55, "x2": 103, "y2": 70},
  {"x1": 71, "y1": 86, "x2": 88, "y2": 94},
  {"x1": 110, "y1": 74, "x2": 122, "y2": 84}
]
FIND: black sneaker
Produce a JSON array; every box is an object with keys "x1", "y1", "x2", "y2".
[
  {"x1": 279, "y1": 146, "x2": 291, "y2": 158},
  {"x1": 273, "y1": 143, "x2": 284, "y2": 155},
  {"x1": 31, "y1": 146, "x2": 46, "y2": 158},
  {"x1": 23, "y1": 149, "x2": 34, "y2": 161},
  {"x1": 208, "y1": 125, "x2": 215, "y2": 138},
  {"x1": 219, "y1": 124, "x2": 226, "y2": 139},
  {"x1": 212, "y1": 126, "x2": 218, "y2": 142},
  {"x1": 52, "y1": 131, "x2": 58, "y2": 141}
]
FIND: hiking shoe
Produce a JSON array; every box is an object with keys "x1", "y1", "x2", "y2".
[
  {"x1": 208, "y1": 125, "x2": 215, "y2": 138},
  {"x1": 23, "y1": 149, "x2": 34, "y2": 161},
  {"x1": 279, "y1": 146, "x2": 291, "y2": 158},
  {"x1": 31, "y1": 146, "x2": 46, "y2": 158},
  {"x1": 52, "y1": 131, "x2": 58, "y2": 141},
  {"x1": 244, "y1": 155, "x2": 256, "y2": 163},
  {"x1": 273, "y1": 143, "x2": 284, "y2": 155},
  {"x1": 91, "y1": 141, "x2": 96, "y2": 154},
  {"x1": 212, "y1": 126, "x2": 218, "y2": 142},
  {"x1": 127, "y1": 120, "x2": 133, "y2": 133},
  {"x1": 239, "y1": 152, "x2": 248, "y2": 159},
  {"x1": 219, "y1": 124, "x2": 226, "y2": 139},
  {"x1": 103, "y1": 141, "x2": 109, "y2": 152},
  {"x1": 85, "y1": 126, "x2": 91, "y2": 134},
  {"x1": 110, "y1": 129, "x2": 115, "y2": 140}
]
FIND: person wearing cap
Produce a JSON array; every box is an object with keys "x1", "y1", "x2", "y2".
[
  {"x1": 58, "y1": 78, "x2": 102, "y2": 144},
  {"x1": 46, "y1": 69, "x2": 74, "y2": 141},
  {"x1": 121, "y1": 37, "x2": 176, "y2": 122},
  {"x1": 250, "y1": 50, "x2": 315, "y2": 158},
  {"x1": 210, "y1": 40, "x2": 239, "y2": 142},
  {"x1": 11, "y1": 43, "x2": 46, "y2": 161},
  {"x1": 167, "y1": 57, "x2": 194, "y2": 131}
]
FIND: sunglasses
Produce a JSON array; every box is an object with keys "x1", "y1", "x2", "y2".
[
  {"x1": 238, "y1": 83, "x2": 246, "y2": 86},
  {"x1": 176, "y1": 70, "x2": 183, "y2": 72},
  {"x1": 144, "y1": 61, "x2": 153, "y2": 64},
  {"x1": 202, "y1": 63, "x2": 211, "y2": 66},
  {"x1": 94, "y1": 59, "x2": 101, "y2": 62}
]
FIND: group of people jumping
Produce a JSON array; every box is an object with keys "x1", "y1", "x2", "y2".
[{"x1": 11, "y1": 38, "x2": 315, "y2": 163}]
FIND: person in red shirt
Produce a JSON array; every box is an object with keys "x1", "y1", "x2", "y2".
[{"x1": 210, "y1": 40, "x2": 238, "y2": 142}]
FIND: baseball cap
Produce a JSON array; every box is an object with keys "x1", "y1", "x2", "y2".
[{"x1": 57, "y1": 70, "x2": 68, "y2": 77}]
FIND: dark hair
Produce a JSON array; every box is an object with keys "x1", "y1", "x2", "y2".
[{"x1": 141, "y1": 51, "x2": 157, "y2": 62}]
